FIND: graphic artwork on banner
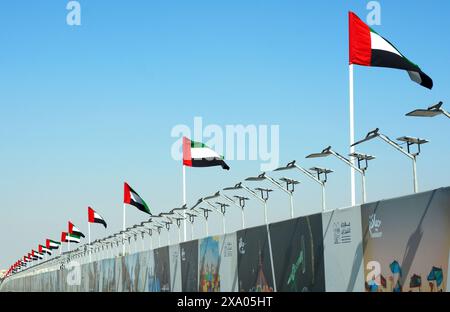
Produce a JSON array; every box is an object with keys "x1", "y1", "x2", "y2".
[
  {"x1": 122, "y1": 253, "x2": 139, "y2": 292},
  {"x1": 199, "y1": 236, "x2": 220, "y2": 292},
  {"x1": 270, "y1": 214, "x2": 326, "y2": 292},
  {"x1": 362, "y1": 187, "x2": 450, "y2": 292},
  {"x1": 154, "y1": 246, "x2": 171, "y2": 292},
  {"x1": 237, "y1": 225, "x2": 274, "y2": 292},
  {"x1": 180, "y1": 240, "x2": 198, "y2": 291}
]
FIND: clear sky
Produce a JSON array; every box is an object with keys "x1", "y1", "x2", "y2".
[{"x1": 1, "y1": 0, "x2": 449, "y2": 270}]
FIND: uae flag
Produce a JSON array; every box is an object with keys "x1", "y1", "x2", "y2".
[
  {"x1": 61, "y1": 232, "x2": 68, "y2": 243},
  {"x1": 124, "y1": 182, "x2": 151, "y2": 215},
  {"x1": 39, "y1": 245, "x2": 52, "y2": 256},
  {"x1": 183, "y1": 137, "x2": 230, "y2": 170},
  {"x1": 68, "y1": 221, "x2": 85, "y2": 238},
  {"x1": 88, "y1": 207, "x2": 107, "y2": 228},
  {"x1": 46, "y1": 239, "x2": 61, "y2": 250},
  {"x1": 32, "y1": 250, "x2": 44, "y2": 259},
  {"x1": 349, "y1": 12, "x2": 432, "y2": 89},
  {"x1": 67, "y1": 233, "x2": 81, "y2": 243}
]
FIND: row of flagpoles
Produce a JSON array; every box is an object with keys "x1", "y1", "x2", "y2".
[
  {"x1": 2, "y1": 10, "x2": 436, "y2": 280},
  {"x1": 3, "y1": 136, "x2": 231, "y2": 279}
]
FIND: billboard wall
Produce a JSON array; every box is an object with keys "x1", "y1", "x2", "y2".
[{"x1": 1, "y1": 187, "x2": 449, "y2": 292}]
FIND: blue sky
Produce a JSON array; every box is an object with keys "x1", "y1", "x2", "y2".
[{"x1": 1, "y1": 0, "x2": 449, "y2": 269}]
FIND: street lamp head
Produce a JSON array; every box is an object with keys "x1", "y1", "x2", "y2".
[
  {"x1": 279, "y1": 177, "x2": 300, "y2": 185},
  {"x1": 223, "y1": 182, "x2": 243, "y2": 191},
  {"x1": 349, "y1": 152, "x2": 376, "y2": 161},
  {"x1": 245, "y1": 173, "x2": 267, "y2": 182},
  {"x1": 406, "y1": 101, "x2": 444, "y2": 117},
  {"x1": 274, "y1": 160, "x2": 297, "y2": 171},
  {"x1": 215, "y1": 202, "x2": 230, "y2": 207},
  {"x1": 397, "y1": 136, "x2": 429, "y2": 156},
  {"x1": 309, "y1": 167, "x2": 333, "y2": 175},
  {"x1": 204, "y1": 191, "x2": 221, "y2": 201},
  {"x1": 352, "y1": 128, "x2": 380, "y2": 147},
  {"x1": 397, "y1": 136, "x2": 429, "y2": 145},
  {"x1": 306, "y1": 146, "x2": 332, "y2": 159}
]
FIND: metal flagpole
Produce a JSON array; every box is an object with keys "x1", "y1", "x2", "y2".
[
  {"x1": 349, "y1": 64, "x2": 356, "y2": 207},
  {"x1": 88, "y1": 222, "x2": 92, "y2": 263},
  {"x1": 122, "y1": 203, "x2": 126, "y2": 256},
  {"x1": 182, "y1": 165, "x2": 187, "y2": 242}
]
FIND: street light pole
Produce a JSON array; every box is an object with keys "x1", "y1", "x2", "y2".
[
  {"x1": 352, "y1": 129, "x2": 428, "y2": 194},
  {"x1": 275, "y1": 161, "x2": 329, "y2": 212}
]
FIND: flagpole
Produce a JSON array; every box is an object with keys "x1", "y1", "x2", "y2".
[
  {"x1": 88, "y1": 222, "x2": 92, "y2": 263},
  {"x1": 123, "y1": 203, "x2": 126, "y2": 256},
  {"x1": 349, "y1": 64, "x2": 356, "y2": 207},
  {"x1": 182, "y1": 164, "x2": 187, "y2": 242}
]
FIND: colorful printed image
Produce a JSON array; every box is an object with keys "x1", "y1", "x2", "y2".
[
  {"x1": 122, "y1": 253, "x2": 139, "y2": 292},
  {"x1": 270, "y1": 214, "x2": 325, "y2": 292},
  {"x1": 180, "y1": 240, "x2": 198, "y2": 292},
  {"x1": 101, "y1": 258, "x2": 116, "y2": 292},
  {"x1": 198, "y1": 236, "x2": 220, "y2": 292},
  {"x1": 154, "y1": 246, "x2": 171, "y2": 292},
  {"x1": 362, "y1": 187, "x2": 450, "y2": 292},
  {"x1": 237, "y1": 225, "x2": 274, "y2": 292}
]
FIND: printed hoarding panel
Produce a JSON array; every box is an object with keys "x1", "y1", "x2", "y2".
[
  {"x1": 101, "y1": 258, "x2": 116, "y2": 292},
  {"x1": 154, "y1": 246, "x2": 171, "y2": 292},
  {"x1": 180, "y1": 240, "x2": 199, "y2": 292},
  {"x1": 219, "y1": 233, "x2": 238, "y2": 292},
  {"x1": 169, "y1": 245, "x2": 182, "y2": 292},
  {"x1": 237, "y1": 225, "x2": 274, "y2": 292},
  {"x1": 322, "y1": 207, "x2": 364, "y2": 291},
  {"x1": 122, "y1": 253, "x2": 139, "y2": 292},
  {"x1": 362, "y1": 187, "x2": 450, "y2": 292},
  {"x1": 270, "y1": 214, "x2": 325, "y2": 292},
  {"x1": 198, "y1": 236, "x2": 221, "y2": 292}
]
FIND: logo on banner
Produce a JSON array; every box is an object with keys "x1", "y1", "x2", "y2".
[
  {"x1": 238, "y1": 237, "x2": 246, "y2": 254},
  {"x1": 333, "y1": 221, "x2": 352, "y2": 244},
  {"x1": 181, "y1": 248, "x2": 186, "y2": 261},
  {"x1": 369, "y1": 213, "x2": 383, "y2": 238}
]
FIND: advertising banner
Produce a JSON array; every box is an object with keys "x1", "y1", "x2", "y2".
[
  {"x1": 180, "y1": 240, "x2": 198, "y2": 291},
  {"x1": 322, "y1": 207, "x2": 364, "y2": 291},
  {"x1": 236, "y1": 225, "x2": 275, "y2": 292},
  {"x1": 362, "y1": 187, "x2": 450, "y2": 292},
  {"x1": 154, "y1": 246, "x2": 171, "y2": 292},
  {"x1": 270, "y1": 214, "x2": 325, "y2": 292},
  {"x1": 169, "y1": 245, "x2": 182, "y2": 292}
]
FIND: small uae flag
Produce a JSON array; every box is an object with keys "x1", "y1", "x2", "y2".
[
  {"x1": 46, "y1": 239, "x2": 61, "y2": 250},
  {"x1": 183, "y1": 137, "x2": 230, "y2": 170},
  {"x1": 88, "y1": 207, "x2": 107, "y2": 228},
  {"x1": 61, "y1": 232, "x2": 68, "y2": 243},
  {"x1": 68, "y1": 221, "x2": 85, "y2": 238},
  {"x1": 349, "y1": 11, "x2": 433, "y2": 89},
  {"x1": 39, "y1": 245, "x2": 52, "y2": 256},
  {"x1": 66, "y1": 233, "x2": 81, "y2": 243},
  {"x1": 124, "y1": 182, "x2": 151, "y2": 215},
  {"x1": 32, "y1": 250, "x2": 44, "y2": 259}
]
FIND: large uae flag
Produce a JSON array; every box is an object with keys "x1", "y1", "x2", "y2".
[
  {"x1": 46, "y1": 239, "x2": 61, "y2": 250},
  {"x1": 68, "y1": 221, "x2": 85, "y2": 238},
  {"x1": 183, "y1": 137, "x2": 230, "y2": 170},
  {"x1": 349, "y1": 11, "x2": 433, "y2": 89},
  {"x1": 124, "y1": 182, "x2": 151, "y2": 215},
  {"x1": 88, "y1": 207, "x2": 107, "y2": 228}
]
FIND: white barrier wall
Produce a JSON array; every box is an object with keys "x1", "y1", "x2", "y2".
[{"x1": 1, "y1": 187, "x2": 449, "y2": 292}]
